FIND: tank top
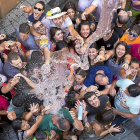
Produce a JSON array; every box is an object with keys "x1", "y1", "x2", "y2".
[
  {"x1": 28, "y1": 12, "x2": 46, "y2": 22},
  {"x1": 105, "y1": 58, "x2": 124, "y2": 78}
]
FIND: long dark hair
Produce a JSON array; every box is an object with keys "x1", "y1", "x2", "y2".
[
  {"x1": 95, "y1": 109, "x2": 115, "y2": 126},
  {"x1": 62, "y1": 2, "x2": 76, "y2": 12},
  {"x1": 77, "y1": 20, "x2": 92, "y2": 38},
  {"x1": 50, "y1": 27, "x2": 62, "y2": 43},
  {"x1": 88, "y1": 43, "x2": 99, "y2": 65},
  {"x1": 113, "y1": 41, "x2": 128, "y2": 65}
]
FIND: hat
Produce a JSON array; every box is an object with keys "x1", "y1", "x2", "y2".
[
  {"x1": 116, "y1": 79, "x2": 134, "y2": 90},
  {"x1": 47, "y1": 7, "x2": 67, "y2": 19}
]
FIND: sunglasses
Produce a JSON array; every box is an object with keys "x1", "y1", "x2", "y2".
[
  {"x1": 34, "y1": 6, "x2": 43, "y2": 11},
  {"x1": 35, "y1": 24, "x2": 44, "y2": 31},
  {"x1": 129, "y1": 31, "x2": 138, "y2": 38},
  {"x1": 106, "y1": 30, "x2": 112, "y2": 36}
]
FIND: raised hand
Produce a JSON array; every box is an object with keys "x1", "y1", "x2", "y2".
[
  {"x1": 125, "y1": 67, "x2": 132, "y2": 76},
  {"x1": 40, "y1": 35, "x2": 48, "y2": 41},
  {"x1": 109, "y1": 124, "x2": 121, "y2": 133},
  {"x1": 10, "y1": 75, "x2": 20, "y2": 87},
  {"x1": 81, "y1": 11, "x2": 88, "y2": 20},
  {"x1": 109, "y1": 86, "x2": 116, "y2": 97},
  {"x1": 122, "y1": 62, "x2": 129, "y2": 70},
  {"x1": 69, "y1": 111, "x2": 76, "y2": 120},
  {"x1": 29, "y1": 103, "x2": 39, "y2": 113}
]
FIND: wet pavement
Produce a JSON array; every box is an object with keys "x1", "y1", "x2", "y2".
[{"x1": 0, "y1": 0, "x2": 139, "y2": 140}]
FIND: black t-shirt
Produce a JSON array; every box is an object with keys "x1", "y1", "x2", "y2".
[
  {"x1": 0, "y1": 87, "x2": 12, "y2": 101},
  {"x1": 112, "y1": 12, "x2": 123, "y2": 38},
  {"x1": 96, "y1": 31, "x2": 119, "y2": 50},
  {"x1": 86, "y1": 95, "x2": 109, "y2": 116}
]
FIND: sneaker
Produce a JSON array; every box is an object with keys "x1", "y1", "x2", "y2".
[{"x1": 110, "y1": 128, "x2": 126, "y2": 136}]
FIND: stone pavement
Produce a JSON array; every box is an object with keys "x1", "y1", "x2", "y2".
[{"x1": 0, "y1": 0, "x2": 139, "y2": 140}]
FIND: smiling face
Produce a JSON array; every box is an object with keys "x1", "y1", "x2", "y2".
[
  {"x1": 80, "y1": 25, "x2": 90, "y2": 38},
  {"x1": 33, "y1": 21, "x2": 46, "y2": 35},
  {"x1": 75, "y1": 74, "x2": 85, "y2": 84},
  {"x1": 75, "y1": 44, "x2": 82, "y2": 55},
  {"x1": 130, "y1": 62, "x2": 139, "y2": 76},
  {"x1": 88, "y1": 94, "x2": 100, "y2": 108},
  {"x1": 128, "y1": 30, "x2": 138, "y2": 41},
  {"x1": 88, "y1": 48, "x2": 98, "y2": 60},
  {"x1": 116, "y1": 44, "x2": 126, "y2": 58},
  {"x1": 21, "y1": 120, "x2": 30, "y2": 130},
  {"x1": 33, "y1": 3, "x2": 44, "y2": 19},
  {"x1": 95, "y1": 74, "x2": 109, "y2": 86},
  {"x1": 11, "y1": 57, "x2": 23, "y2": 69},
  {"x1": 67, "y1": 8, "x2": 75, "y2": 20},
  {"x1": 54, "y1": 30, "x2": 63, "y2": 42},
  {"x1": 52, "y1": 16, "x2": 63, "y2": 28},
  {"x1": 9, "y1": 41, "x2": 18, "y2": 52}
]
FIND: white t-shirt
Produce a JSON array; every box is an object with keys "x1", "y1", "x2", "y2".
[
  {"x1": 42, "y1": 16, "x2": 73, "y2": 39},
  {"x1": 126, "y1": 95, "x2": 140, "y2": 114},
  {"x1": 78, "y1": 0, "x2": 94, "y2": 11},
  {"x1": 91, "y1": 0, "x2": 103, "y2": 22}
]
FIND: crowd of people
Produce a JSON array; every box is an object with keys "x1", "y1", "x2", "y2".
[{"x1": 0, "y1": 0, "x2": 140, "y2": 139}]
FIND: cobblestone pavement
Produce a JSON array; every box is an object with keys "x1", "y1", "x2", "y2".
[{"x1": 0, "y1": 0, "x2": 139, "y2": 140}]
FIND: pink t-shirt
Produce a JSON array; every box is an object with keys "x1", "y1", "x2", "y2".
[
  {"x1": 0, "y1": 95, "x2": 9, "y2": 111},
  {"x1": 130, "y1": 44, "x2": 140, "y2": 62}
]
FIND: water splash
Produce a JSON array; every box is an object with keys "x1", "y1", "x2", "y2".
[{"x1": 30, "y1": 0, "x2": 123, "y2": 115}]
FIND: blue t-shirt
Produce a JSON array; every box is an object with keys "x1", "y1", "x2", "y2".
[
  {"x1": 83, "y1": 66, "x2": 112, "y2": 89},
  {"x1": 16, "y1": 28, "x2": 39, "y2": 51},
  {"x1": 3, "y1": 60, "x2": 20, "y2": 80},
  {"x1": 8, "y1": 100, "x2": 25, "y2": 118}
]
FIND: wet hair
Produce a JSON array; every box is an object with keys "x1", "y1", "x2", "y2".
[
  {"x1": 32, "y1": 20, "x2": 40, "y2": 26},
  {"x1": 77, "y1": 20, "x2": 91, "y2": 38},
  {"x1": 12, "y1": 118, "x2": 23, "y2": 131},
  {"x1": 62, "y1": 2, "x2": 76, "y2": 12},
  {"x1": 35, "y1": 131, "x2": 48, "y2": 140},
  {"x1": 31, "y1": 51, "x2": 43, "y2": 64},
  {"x1": 8, "y1": 52, "x2": 20, "y2": 63},
  {"x1": 0, "y1": 35, "x2": 16, "y2": 44},
  {"x1": 12, "y1": 93, "x2": 25, "y2": 107},
  {"x1": 26, "y1": 60, "x2": 42, "y2": 72},
  {"x1": 14, "y1": 76, "x2": 30, "y2": 91},
  {"x1": 128, "y1": 84, "x2": 140, "y2": 97},
  {"x1": 95, "y1": 109, "x2": 115, "y2": 125},
  {"x1": 130, "y1": 24, "x2": 140, "y2": 36},
  {"x1": 50, "y1": 27, "x2": 62, "y2": 43},
  {"x1": 118, "y1": 14, "x2": 129, "y2": 24},
  {"x1": 84, "y1": 92, "x2": 97, "y2": 103},
  {"x1": 25, "y1": 95, "x2": 42, "y2": 112},
  {"x1": 55, "y1": 41, "x2": 68, "y2": 51},
  {"x1": 130, "y1": 57, "x2": 140, "y2": 65},
  {"x1": 19, "y1": 23, "x2": 30, "y2": 34},
  {"x1": 75, "y1": 67, "x2": 87, "y2": 78},
  {"x1": 89, "y1": 43, "x2": 98, "y2": 49},
  {"x1": 86, "y1": 14, "x2": 96, "y2": 31},
  {"x1": 75, "y1": 12, "x2": 82, "y2": 24},
  {"x1": 65, "y1": 90, "x2": 77, "y2": 106},
  {"x1": 35, "y1": 1, "x2": 45, "y2": 10},
  {"x1": 113, "y1": 41, "x2": 128, "y2": 65},
  {"x1": 57, "y1": 118, "x2": 70, "y2": 131}
]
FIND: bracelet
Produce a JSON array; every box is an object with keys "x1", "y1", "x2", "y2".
[
  {"x1": 108, "y1": 129, "x2": 110, "y2": 133},
  {"x1": 19, "y1": 49, "x2": 22, "y2": 51},
  {"x1": 103, "y1": 56, "x2": 106, "y2": 61},
  {"x1": 125, "y1": 62, "x2": 129, "y2": 65}
]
